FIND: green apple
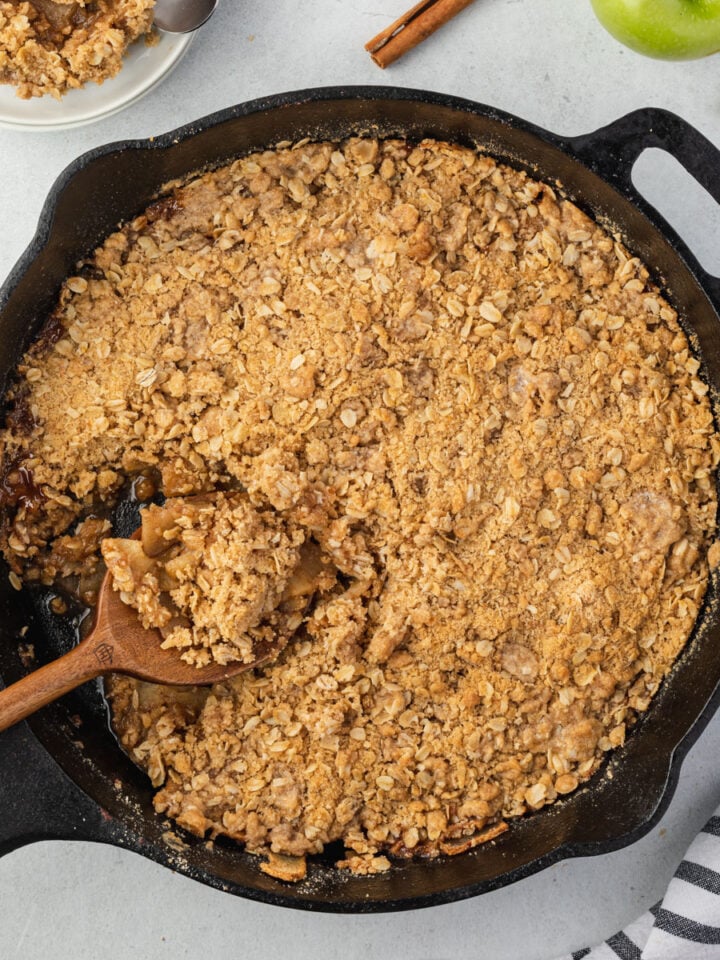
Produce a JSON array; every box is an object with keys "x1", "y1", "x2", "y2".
[{"x1": 590, "y1": 0, "x2": 720, "y2": 59}]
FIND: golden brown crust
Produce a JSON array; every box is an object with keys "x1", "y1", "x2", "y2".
[{"x1": 1, "y1": 137, "x2": 717, "y2": 876}]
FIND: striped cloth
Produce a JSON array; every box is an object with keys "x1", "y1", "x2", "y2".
[{"x1": 556, "y1": 815, "x2": 720, "y2": 959}]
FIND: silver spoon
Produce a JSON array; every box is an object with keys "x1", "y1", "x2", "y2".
[{"x1": 153, "y1": 0, "x2": 218, "y2": 33}]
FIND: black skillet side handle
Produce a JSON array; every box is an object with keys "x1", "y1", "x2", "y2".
[
  {"x1": 0, "y1": 713, "x2": 116, "y2": 857},
  {"x1": 566, "y1": 107, "x2": 720, "y2": 308}
]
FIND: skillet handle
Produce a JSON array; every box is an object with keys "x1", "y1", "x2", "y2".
[
  {"x1": 0, "y1": 707, "x2": 117, "y2": 857},
  {"x1": 567, "y1": 107, "x2": 720, "y2": 305}
]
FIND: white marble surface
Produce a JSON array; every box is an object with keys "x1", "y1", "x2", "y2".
[{"x1": 1, "y1": 2, "x2": 720, "y2": 957}]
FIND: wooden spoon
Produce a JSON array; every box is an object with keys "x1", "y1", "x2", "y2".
[{"x1": 0, "y1": 540, "x2": 324, "y2": 733}]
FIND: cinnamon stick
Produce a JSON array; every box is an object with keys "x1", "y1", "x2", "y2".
[{"x1": 365, "y1": 0, "x2": 477, "y2": 69}]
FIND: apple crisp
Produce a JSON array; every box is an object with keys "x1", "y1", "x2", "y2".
[
  {"x1": 0, "y1": 137, "x2": 718, "y2": 876},
  {"x1": 101, "y1": 492, "x2": 331, "y2": 667},
  {"x1": 0, "y1": 0, "x2": 155, "y2": 99}
]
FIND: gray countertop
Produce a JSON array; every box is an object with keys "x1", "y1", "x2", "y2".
[{"x1": 1, "y1": 2, "x2": 719, "y2": 957}]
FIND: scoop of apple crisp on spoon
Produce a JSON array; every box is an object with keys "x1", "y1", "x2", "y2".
[{"x1": 0, "y1": 493, "x2": 331, "y2": 732}]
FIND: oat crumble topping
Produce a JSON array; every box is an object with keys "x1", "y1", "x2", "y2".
[
  {"x1": 0, "y1": 0, "x2": 155, "y2": 99},
  {"x1": 1, "y1": 137, "x2": 717, "y2": 875}
]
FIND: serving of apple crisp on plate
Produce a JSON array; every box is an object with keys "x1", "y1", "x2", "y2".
[
  {"x1": 0, "y1": 0, "x2": 192, "y2": 130},
  {"x1": 0, "y1": 0, "x2": 156, "y2": 99},
  {"x1": 0, "y1": 135, "x2": 717, "y2": 881}
]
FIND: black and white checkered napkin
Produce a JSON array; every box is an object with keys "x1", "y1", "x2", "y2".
[{"x1": 556, "y1": 814, "x2": 720, "y2": 959}]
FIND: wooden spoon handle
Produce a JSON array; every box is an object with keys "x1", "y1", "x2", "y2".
[{"x1": 0, "y1": 638, "x2": 108, "y2": 733}]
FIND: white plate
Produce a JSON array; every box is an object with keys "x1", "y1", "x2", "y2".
[{"x1": 0, "y1": 30, "x2": 194, "y2": 132}]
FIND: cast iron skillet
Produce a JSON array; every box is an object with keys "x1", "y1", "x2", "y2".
[{"x1": 0, "y1": 87, "x2": 719, "y2": 913}]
